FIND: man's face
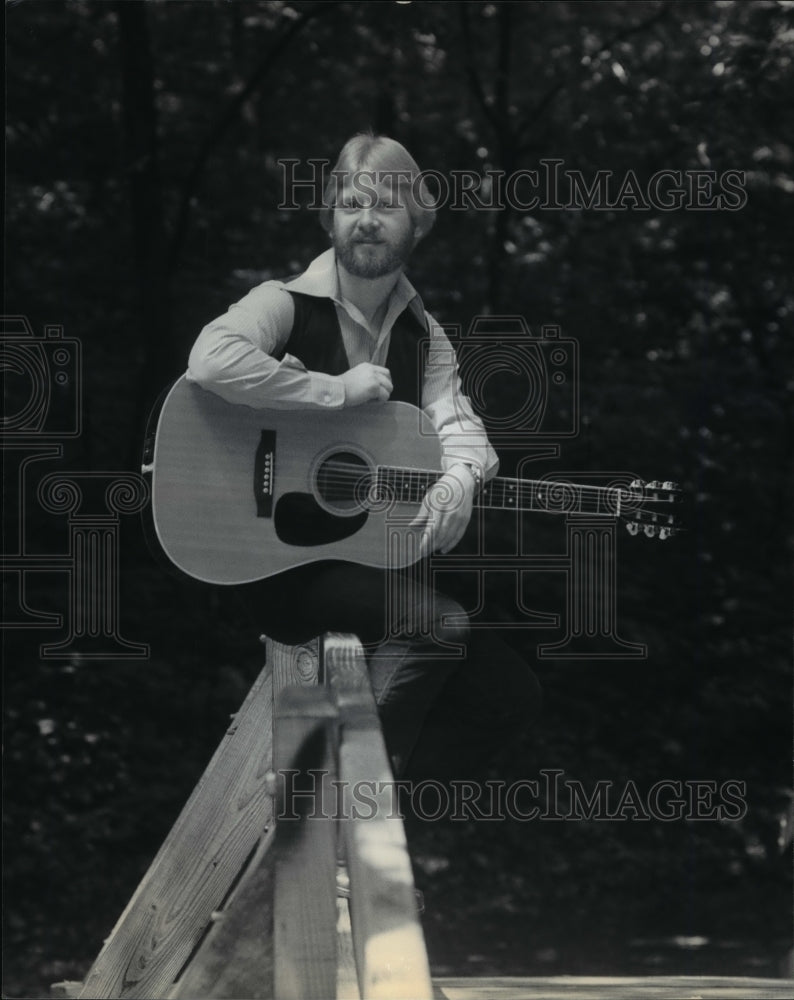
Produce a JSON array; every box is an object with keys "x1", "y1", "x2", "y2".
[{"x1": 332, "y1": 172, "x2": 416, "y2": 279}]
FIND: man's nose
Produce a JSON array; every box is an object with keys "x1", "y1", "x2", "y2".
[{"x1": 357, "y1": 207, "x2": 380, "y2": 231}]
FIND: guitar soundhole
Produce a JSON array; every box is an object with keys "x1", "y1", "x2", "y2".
[{"x1": 315, "y1": 451, "x2": 373, "y2": 515}]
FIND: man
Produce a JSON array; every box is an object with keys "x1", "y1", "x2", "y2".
[{"x1": 188, "y1": 133, "x2": 539, "y2": 781}]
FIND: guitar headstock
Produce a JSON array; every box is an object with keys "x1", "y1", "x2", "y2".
[{"x1": 620, "y1": 479, "x2": 681, "y2": 539}]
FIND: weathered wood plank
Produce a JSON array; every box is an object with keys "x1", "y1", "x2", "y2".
[
  {"x1": 335, "y1": 882, "x2": 362, "y2": 1000},
  {"x1": 268, "y1": 637, "x2": 320, "y2": 691},
  {"x1": 167, "y1": 826, "x2": 276, "y2": 1000},
  {"x1": 77, "y1": 639, "x2": 320, "y2": 999},
  {"x1": 325, "y1": 633, "x2": 433, "y2": 1000},
  {"x1": 166, "y1": 639, "x2": 321, "y2": 999},
  {"x1": 77, "y1": 665, "x2": 277, "y2": 998},
  {"x1": 273, "y1": 685, "x2": 339, "y2": 1000},
  {"x1": 433, "y1": 976, "x2": 794, "y2": 999},
  {"x1": 50, "y1": 982, "x2": 83, "y2": 998}
]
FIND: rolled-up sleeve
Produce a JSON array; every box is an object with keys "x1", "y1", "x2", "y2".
[
  {"x1": 187, "y1": 282, "x2": 345, "y2": 409},
  {"x1": 421, "y1": 314, "x2": 499, "y2": 480}
]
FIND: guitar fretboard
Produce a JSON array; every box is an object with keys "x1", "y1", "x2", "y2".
[{"x1": 375, "y1": 466, "x2": 620, "y2": 516}]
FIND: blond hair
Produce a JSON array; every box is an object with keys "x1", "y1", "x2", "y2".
[{"x1": 319, "y1": 133, "x2": 437, "y2": 243}]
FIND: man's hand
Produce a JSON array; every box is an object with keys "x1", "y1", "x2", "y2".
[
  {"x1": 340, "y1": 363, "x2": 393, "y2": 406},
  {"x1": 410, "y1": 465, "x2": 477, "y2": 556}
]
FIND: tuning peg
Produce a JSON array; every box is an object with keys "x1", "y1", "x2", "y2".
[
  {"x1": 625, "y1": 521, "x2": 640, "y2": 536},
  {"x1": 643, "y1": 524, "x2": 657, "y2": 538},
  {"x1": 662, "y1": 481, "x2": 678, "y2": 491},
  {"x1": 630, "y1": 479, "x2": 644, "y2": 489},
  {"x1": 659, "y1": 526, "x2": 674, "y2": 540},
  {"x1": 646, "y1": 480, "x2": 661, "y2": 489}
]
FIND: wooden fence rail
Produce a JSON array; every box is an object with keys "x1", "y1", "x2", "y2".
[
  {"x1": 53, "y1": 633, "x2": 431, "y2": 1000},
  {"x1": 51, "y1": 634, "x2": 794, "y2": 1000}
]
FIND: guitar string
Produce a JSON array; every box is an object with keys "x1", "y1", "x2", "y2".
[
  {"x1": 315, "y1": 459, "x2": 677, "y2": 492},
  {"x1": 316, "y1": 461, "x2": 670, "y2": 491},
  {"x1": 252, "y1": 468, "x2": 674, "y2": 528},
  {"x1": 314, "y1": 462, "x2": 676, "y2": 502},
  {"x1": 311, "y1": 463, "x2": 676, "y2": 515}
]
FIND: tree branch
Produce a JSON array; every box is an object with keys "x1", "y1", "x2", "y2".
[
  {"x1": 458, "y1": 1, "x2": 499, "y2": 133},
  {"x1": 515, "y1": 0, "x2": 673, "y2": 149},
  {"x1": 494, "y1": 1, "x2": 512, "y2": 142},
  {"x1": 165, "y1": 2, "x2": 339, "y2": 277}
]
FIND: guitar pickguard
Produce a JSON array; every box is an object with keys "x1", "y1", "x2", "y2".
[{"x1": 274, "y1": 492, "x2": 369, "y2": 547}]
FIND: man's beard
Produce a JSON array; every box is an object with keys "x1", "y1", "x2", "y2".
[{"x1": 333, "y1": 229, "x2": 414, "y2": 279}]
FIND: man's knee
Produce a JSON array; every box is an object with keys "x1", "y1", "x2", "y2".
[
  {"x1": 390, "y1": 585, "x2": 470, "y2": 649},
  {"x1": 429, "y1": 592, "x2": 470, "y2": 649}
]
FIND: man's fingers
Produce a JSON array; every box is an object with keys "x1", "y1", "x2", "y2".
[
  {"x1": 436, "y1": 507, "x2": 470, "y2": 554},
  {"x1": 439, "y1": 522, "x2": 465, "y2": 554},
  {"x1": 367, "y1": 379, "x2": 389, "y2": 402},
  {"x1": 409, "y1": 505, "x2": 431, "y2": 531},
  {"x1": 368, "y1": 369, "x2": 391, "y2": 402},
  {"x1": 411, "y1": 509, "x2": 459, "y2": 554}
]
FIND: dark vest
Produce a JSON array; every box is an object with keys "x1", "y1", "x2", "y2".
[{"x1": 279, "y1": 291, "x2": 426, "y2": 407}]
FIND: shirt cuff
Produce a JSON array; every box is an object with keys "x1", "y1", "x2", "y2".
[
  {"x1": 309, "y1": 372, "x2": 345, "y2": 408},
  {"x1": 441, "y1": 448, "x2": 498, "y2": 480},
  {"x1": 447, "y1": 461, "x2": 484, "y2": 493}
]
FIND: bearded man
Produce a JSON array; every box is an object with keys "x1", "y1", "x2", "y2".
[{"x1": 187, "y1": 133, "x2": 540, "y2": 781}]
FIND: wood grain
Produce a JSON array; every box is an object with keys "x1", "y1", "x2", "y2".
[
  {"x1": 167, "y1": 827, "x2": 276, "y2": 1000},
  {"x1": 325, "y1": 633, "x2": 433, "y2": 1000},
  {"x1": 433, "y1": 976, "x2": 794, "y2": 999},
  {"x1": 77, "y1": 665, "x2": 277, "y2": 998},
  {"x1": 272, "y1": 685, "x2": 338, "y2": 1000},
  {"x1": 335, "y1": 891, "x2": 362, "y2": 1000},
  {"x1": 76, "y1": 639, "x2": 320, "y2": 998},
  {"x1": 152, "y1": 379, "x2": 440, "y2": 585}
]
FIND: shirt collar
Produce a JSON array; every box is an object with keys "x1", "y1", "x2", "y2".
[{"x1": 284, "y1": 248, "x2": 426, "y2": 326}]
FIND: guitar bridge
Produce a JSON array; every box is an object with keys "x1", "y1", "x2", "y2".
[{"x1": 254, "y1": 430, "x2": 276, "y2": 518}]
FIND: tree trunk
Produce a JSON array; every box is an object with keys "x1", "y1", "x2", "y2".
[{"x1": 117, "y1": 0, "x2": 176, "y2": 460}]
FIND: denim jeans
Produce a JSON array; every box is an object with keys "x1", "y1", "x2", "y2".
[{"x1": 242, "y1": 560, "x2": 541, "y2": 779}]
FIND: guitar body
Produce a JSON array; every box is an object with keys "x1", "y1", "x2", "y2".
[{"x1": 151, "y1": 377, "x2": 442, "y2": 584}]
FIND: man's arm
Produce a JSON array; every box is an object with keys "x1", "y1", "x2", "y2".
[
  {"x1": 421, "y1": 319, "x2": 499, "y2": 482},
  {"x1": 187, "y1": 282, "x2": 346, "y2": 409},
  {"x1": 412, "y1": 315, "x2": 499, "y2": 555},
  {"x1": 188, "y1": 282, "x2": 393, "y2": 408}
]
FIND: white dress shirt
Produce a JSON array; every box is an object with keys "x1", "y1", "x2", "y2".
[{"x1": 187, "y1": 248, "x2": 498, "y2": 480}]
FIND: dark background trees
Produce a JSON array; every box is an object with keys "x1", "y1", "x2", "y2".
[{"x1": 4, "y1": 1, "x2": 792, "y2": 995}]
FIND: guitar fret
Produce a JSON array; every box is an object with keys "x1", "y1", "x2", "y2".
[
  {"x1": 155, "y1": 383, "x2": 681, "y2": 590},
  {"x1": 376, "y1": 467, "x2": 672, "y2": 524},
  {"x1": 379, "y1": 467, "x2": 436, "y2": 504}
]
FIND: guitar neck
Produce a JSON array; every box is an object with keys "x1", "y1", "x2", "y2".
[
  {"x1": 376, "y1": 467, "x2": 620, "y2": 517},
  {"x1": 477, "y1": 476, "x2": 617, "y2": 516}
]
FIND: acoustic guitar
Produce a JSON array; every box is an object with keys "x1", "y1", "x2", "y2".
[{"x1": 149, "y1": 376, "x2": 679, "y2": 585}]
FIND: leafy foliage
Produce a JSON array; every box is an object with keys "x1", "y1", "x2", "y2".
[{"x1": 4, "y1": 1, "x2": 792, "y2": 995}]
